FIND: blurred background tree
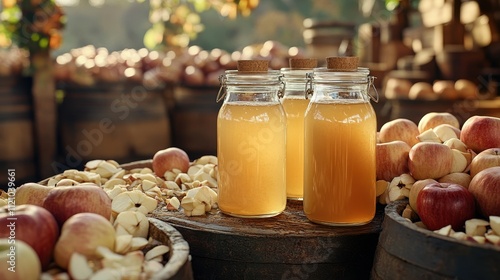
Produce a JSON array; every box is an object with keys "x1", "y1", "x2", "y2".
[{"x1": 46, "y1": 0, "x2": 361, "y2": 55}]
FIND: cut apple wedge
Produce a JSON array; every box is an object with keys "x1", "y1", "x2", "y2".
[
  {"x1": 113, "y1": 211, "x2": 149, "y2": 238},
  {"x1": 166, "y1": 197, "x2": 181, "y2": 211},
  {"x1": 68, "y1": 252, "x2": 94, "y2": 280},
  {"x1": 130, "y1": 237, "x2": 149, "y2": 251},
  {"x1": 433, "y1": 225, "x2": 452, "y2": 236},
  {"x1": 433, "y1": 124, "x2": 460, "y2": 142},
  {"x1": 450, "y1": 149, "x2": 468, "y2": 173},
  {"x1": 465, "y1": 218, "x2": 489, "y2": 236},
  {"x1": 416, "y1": 129, "x2": 441, "y2": 143},
  {"x1": 376, "y1": 180, "x2": 389, "y2": 197},
  {"x1": 443, "y1": 138, "x2": 468, "y2": 152},
  {"x1": 111, "y1": 190, "x2": 158, "y2": 215},
  {"x1": 490, "y1": 216, "x2": 500, "y2": 235},
  {"x1": 451, "y1": 231, "x2": 467, "y2": 241},
  {"x1": 114, "y1": 234, "x2": 133, "y2": 254},
  {"x1": 485, "y1": 234, "x2": 500, "y2": 245},
  {"x1": 145, "y1": 245, "x2": 170, "y2": 261}
]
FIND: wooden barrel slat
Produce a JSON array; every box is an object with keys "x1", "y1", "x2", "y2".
[
  {"x1": 122, "y1": 159, "x2": 383, "y2": 280},
  {"x1": 371, "y1": 200, "x2": 500, "y2": 280},
  {"x1": 0, "y1": 77, "x2": 36, "y2": 189},
  {"x1": 170, "y1": 86, "x2": 221, "y2": 159},
  {"x1": 148, "y1": 218, "x2": 193, "y2": 280},
  {"x1": 57, "y1": 83, "x2": 171, "y2": 171}
]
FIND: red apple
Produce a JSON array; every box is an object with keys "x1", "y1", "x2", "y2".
[
  {"x1": 0, "y1": 204, "x2": 59, "y2": 269},
  {"x1": 379, "y1": 118, "x2": 420, "y2": 147},
  {"x1": 417, "y1": 183, "x2": 476, "y2": 231},
  {"x1": 418, "y1": 112, "x2": 460, "y2": 133},
  {"x1": 460, "y1": 115, "x2": 500, "y2": 153},
  {"x1": 408, "y1": 142, "x2": 454, "y2": 180},
  {"x1": 0, "y1": 239, "x2": 41, "y2": 280},
  {"x1": 376, "y1": 140, "x2": 411, "y2": 181},
  {"x1": 42, "y1": 183, "x2": 112, "y2": 226},
  {"x1": 468, "y1": 166, "x2": 500, "y2": 217},
  {"x1": 470, "y1": 148, "x2": 500, "y2": 178},
  {"x1": 152, "y1": 147, "x2": 190, "y2": 177},
  {"x1": 54, "y1": 212, "x2": 115, "y2": 269}
]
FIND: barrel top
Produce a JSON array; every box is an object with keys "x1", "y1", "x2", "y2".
[{"x1": 121, "y1": 160, "x2": 383, "y2": 237}]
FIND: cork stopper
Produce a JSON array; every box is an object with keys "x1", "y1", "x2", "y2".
[
  {"x1": 326, "y1": 56, "x2": 359, "y2": 71},
  {"x1": 289, "y1": 58, "x2": 318, "y2": 69},
  {"x1": 237, "y1": 60, "x2": 269, "y2": 72}
]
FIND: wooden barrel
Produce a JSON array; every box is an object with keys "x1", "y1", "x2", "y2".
[
  {"x1": 148, "y1": 218, "x2": 193, "y2": 280},
  {"x1": 57, "y1": 82, "x2": 171, "y2": 172},
  {"x1": 371, "y1": 200, "x2": 500, "y2": 280},
  {"x1": 389, "y1": 99, "x2": 466, "y2": 125},
  {"x1": 0, "y1": 77, "x2": 37, "y2": 189},
  {"x1": 121, "y1": 159, "x2": 383, "y2": 280},
  {"x1": 170, "y1": 85, "x2": 221, "y2": 159}
]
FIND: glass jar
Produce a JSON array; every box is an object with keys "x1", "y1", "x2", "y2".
[
  {"x1": 303, "y1": 56, "x2": 378, "y2": 226},
  {"x1": 216, "y1": 60, "x2": 287, "y2": 218},
  {"x1": 281, "y1": 58, "x2": 317, "y2": 200}
]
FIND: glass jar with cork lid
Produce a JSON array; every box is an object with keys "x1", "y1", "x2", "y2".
[
  {"x1": 281, "y1": 58, "x2": 318, "y2": 201},
  {"x1": 303, "y1": 56, "x2": 378, "y2": 226},
  {"x1": 216, "y1": 60, "x2": 287, "y2": 218}
]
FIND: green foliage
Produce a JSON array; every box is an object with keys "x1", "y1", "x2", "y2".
[{"x1": 0, "y1": 0, "x2": 65, "y2": 52}]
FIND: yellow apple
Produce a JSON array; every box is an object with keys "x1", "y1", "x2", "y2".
[
  {"x1": 54, "y1": 212, "x2": 115, "y2": 269},
  {"x1": 379, "y1": 118, "x2": 420, "y2": 147},
  {"x1": 376, "y1": 141, "x2": 411, "y2": 181},
  {"x1": 418, "y1": 112, "x2": 460, "y2": 133},
  {"x1": 470, "y1": 148, "x2": 500, "y2": 178},
  {"x1": 438, "y1": 173, "x2": 472, "y2": 189},
  {"x1": 14, "y1": 183, "x2": 54, "y2": 206},
  {"x1": 408, "y1": 142, "x2": 454, "y2": 180},
  {"x1": 0, "y1": 239, "x2": 41, "y2": 280}
]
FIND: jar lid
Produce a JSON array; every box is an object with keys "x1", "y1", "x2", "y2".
[
  {"x1": 290, "y1": 58, "x2": 318, "y2": 69},
  {"x1": 237, "y1": 60, "x2": 269, "y2": 72},
  {"x1": 326, "y1": 56, "x2": 358, "y2": 71}
]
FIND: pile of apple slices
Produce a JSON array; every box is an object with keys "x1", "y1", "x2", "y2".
[
  {"x1": 376, "y1": 112, "x2": 500, "y2": 246},
  {"x1": 40, "y1": 212, "x2": 171, "y2": 280},
  {"x1": 41, "y1": 153, "x2": 219, "y2": 217}
]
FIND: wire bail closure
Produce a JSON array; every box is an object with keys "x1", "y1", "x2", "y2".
[
  {"x1": 216, "y1": 73, "x2": 286, "y2": 102},
  {"x1": 304, "y1": 73, "x2": 379, "y2": 103},
  {"x1": 216, "y1": 74, "x2": 227, "y2": 103}
]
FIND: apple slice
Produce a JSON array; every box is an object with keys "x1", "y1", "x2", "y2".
[
  {"x1": 443, "y1": 138, "x2": 468, "y2": 152},
  {"x1": 451, "y1": 231, "x2": 467, "y2": 241},
  {"x1": 56, "y1": 178, "x2": 80, "y2": 187},
  {"x1": 376, "y1": 180, "x2": 389, "y2": 197},
  {"x1": 434, "y1": 225, "x2": 453, "y2": 236},
  {"x1": 450, "y1": 149, "x2": 468, "y2": 173},
  {"x1": 89, "y1": 268, "x2": 121, "y2": 280},
  {"x1": 416, "y1": 129, "x2": 442, "y2": 143},
  {"x1": 114, "y1": 235, "x2": 133, "y2": 254},
  {"x1": 68, "y1": 252, "x2": 94, "y2": 280},
  {"x1": 111, "y1": 190, "x2": 158, "y2": 215},
  {"x1": 194, "y1": 155, "x2": 218, "y2": 165},
  {"x1": 388, "y1": 177, "x2": 406, "y2": 202},
  {"x1": 145, "y1": 245, "x2": 170, "y2": 261},
  {"x1": 130, "y1": 237, "x2": 149, "y2": 251},
  {"x1": 143, "y1": 260, "x2": 164, "y2": 277},
  {"x1": 465, "y1": 218, "x2": 489, "y2": 236},
  {"x1": 471, "y1": 236, "x2": 486, "y2": 244},
  {"x1": 485, "y1": 235, "x2": 500, "y2": 246},
  {"x1": 113, "y1": 211, "x2": 149, "y2": 238},
  {"x1": 433, "y1": 124, "x2": 460, "y2": 142},
  {"x1": 490, "y1": 216, "x2": 500, "y2": 235},
  {"x1": 166, "y1": 197, "x2": 181, "y2": 211}
]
